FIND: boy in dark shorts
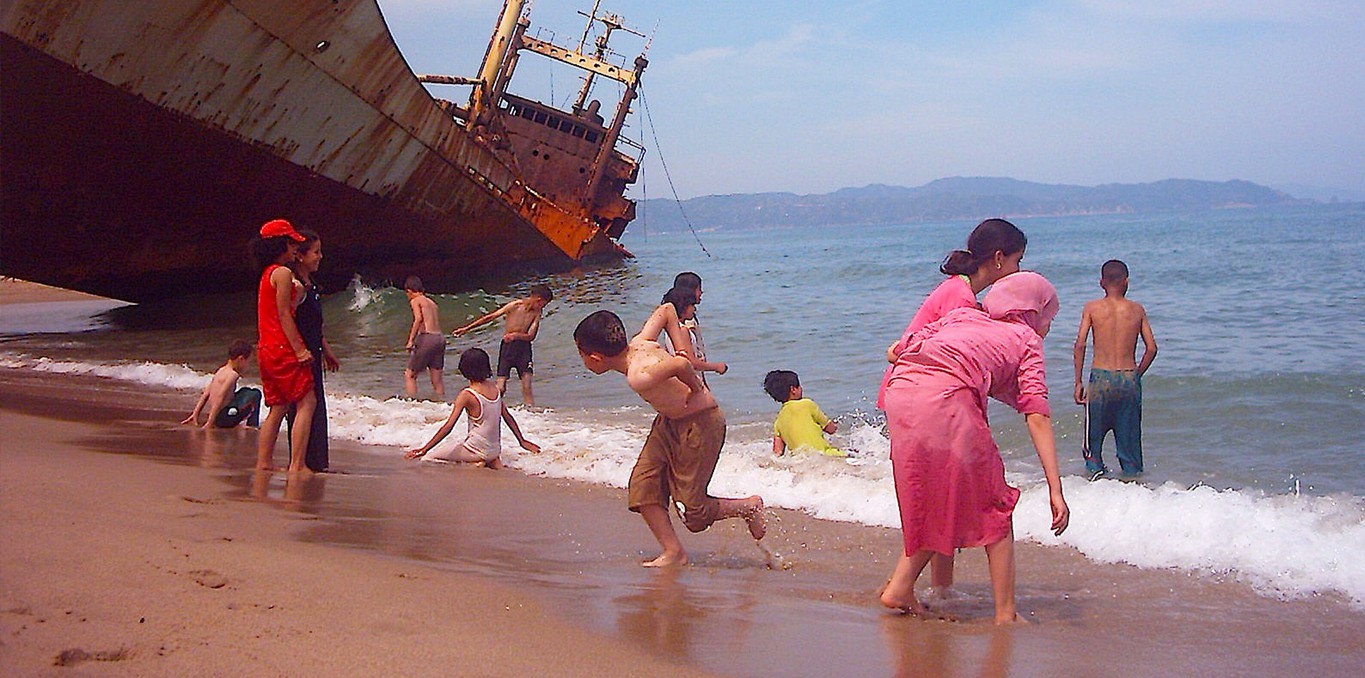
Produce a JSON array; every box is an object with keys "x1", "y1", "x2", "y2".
[
  {"x1": 183, "y1": 339, "x2": 262, "y2": 429},
  {"x1": 454, "y1": 283, "x2": 552, "y2": 406},
  {"x1": 574, "y1": 310, "x2": 765, "y2": 567},
  {"x1": 404, "y1": 276, "x2": 446, "y2": 398},
  {"x1": 1073, "y1": 259, "x2": 1159, "y2": 478}
]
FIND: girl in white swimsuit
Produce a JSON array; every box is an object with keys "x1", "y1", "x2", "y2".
[{"x1": 405, "y1": 348, "x2": 540, "y2": 468}]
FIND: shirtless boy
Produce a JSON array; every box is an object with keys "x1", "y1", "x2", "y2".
[
  {"x1": 405, "y1": 276, "x2": 446, "y2": 398},
  {"x1": 1073, "y1": 259, "x2": 1158, "y2": 478},
  {"x1": 453, "y1": 283, "x2": 551, "y2": 406},
  {"x1": 574, "y1": 310, "x2": 765, "y2": 567},
  {"x1": 182, "y1": 339, "x2": 262, "y2": 429}
]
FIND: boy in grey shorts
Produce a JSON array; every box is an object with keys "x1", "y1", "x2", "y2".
[{"x1": 404, "y1": 276, "x2": 447, "y2": 398}]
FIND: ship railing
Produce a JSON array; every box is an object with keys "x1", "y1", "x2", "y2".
[{"x1": 616, "y1": 134, "x2": 646, "y2": 163}]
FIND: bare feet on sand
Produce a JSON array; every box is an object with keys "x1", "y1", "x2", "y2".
[
  {"x1": 995, "y1": 613, "x2": 1030, "y2": 626},
  {"x1": 742, "y1": 496, "x2": 766, "y2": 540},
  {"x1": 879, "y1": 589, "x2": 928, "y2": 617},
  {"x1": 642, "y1": 551, "x2": 688, "y2": 568}
]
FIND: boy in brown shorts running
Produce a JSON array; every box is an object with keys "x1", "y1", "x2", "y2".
[{"x1": 574, "y1": 310, "x2": 766, "y2": 567}]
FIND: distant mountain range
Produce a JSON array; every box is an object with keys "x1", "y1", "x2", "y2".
[{"x1": 634, "y1": 177, "x2": 1316, "y2": 233}]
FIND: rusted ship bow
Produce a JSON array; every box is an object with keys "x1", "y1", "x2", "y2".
[{"x1": 1, "y1": 0, "x2": 647, "y2": 300}]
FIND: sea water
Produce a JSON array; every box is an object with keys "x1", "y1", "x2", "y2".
[{"x1": 3, "y1": 203, "x2": 1363, "y2": 607}]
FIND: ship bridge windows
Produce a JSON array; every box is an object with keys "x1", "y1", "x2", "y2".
[{"x1": 504, "y1": 101, "x2": 599, "y2": 144}]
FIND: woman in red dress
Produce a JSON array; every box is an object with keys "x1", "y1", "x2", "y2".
[{"x1": 250, "y1": 219, "x2": 316, "y2": 473}]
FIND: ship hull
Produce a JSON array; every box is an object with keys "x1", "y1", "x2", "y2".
[{"x1": 1, "y1": 1, "x2": 622, "y2": 300}]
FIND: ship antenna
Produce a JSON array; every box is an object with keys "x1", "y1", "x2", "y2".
[
  {"x1": 577, "y1": 0, "x2": 603, "y2": 52},
  {"x1": 643, "y1": 20, "x2": 658, "y2": 56},
  {"x1": 639, "y1": 84, "x2": 711, "y2": 258}
]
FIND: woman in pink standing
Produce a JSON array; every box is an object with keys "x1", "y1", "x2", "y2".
[
  {"x1": 879, "y1": 272, "x2": 1069, "y2": 624},
  {"x1": 877, "y1": 218, "x2": 1029, "y2": 592}
]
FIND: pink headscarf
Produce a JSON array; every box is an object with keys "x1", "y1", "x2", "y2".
[{"x1": 982, "y1": 271, "x2": 1059, "y2": 335}]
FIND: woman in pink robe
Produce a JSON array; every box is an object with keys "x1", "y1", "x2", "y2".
[
  {"x1": 877, "y1": 218, "x2": 1029, "y2": 590},
  {"x1": 879, "y1": 272, "x2": 1070, "y2": 624}
]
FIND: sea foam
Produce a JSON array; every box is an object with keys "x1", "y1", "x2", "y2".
[{"x1": 5, "y1": 352, "x2": 1364, "y2": 607}]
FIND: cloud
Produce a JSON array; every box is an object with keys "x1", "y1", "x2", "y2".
[
  {"x1": 661, "y1": 23, "x2": 818, "y2": 73},
  {"x1": 669, "y1": 46, "x2": 736, "y2": 68}
]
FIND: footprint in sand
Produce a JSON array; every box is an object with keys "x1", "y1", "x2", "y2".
[
  {"x1": 188, "y1": 569, "x2": 228, "y2": 589},
  {"x1": 54, "y1": 647, "x2": 131, "y2": 666}
]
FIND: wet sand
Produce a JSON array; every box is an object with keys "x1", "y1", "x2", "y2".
[
  {"x1": 0, "y1": 385, "x2": 715, "y2": 676},
  {"x1": 4, "y1": 369, "x2": 1364, "y2": 676},
  {"x1": 2, "y1": 286, "x2": 1363, "y2": 675}
]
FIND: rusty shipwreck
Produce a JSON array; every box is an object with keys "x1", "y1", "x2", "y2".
[{"x1": 1, "y1": 0, "x2": 648, "y2": 300}]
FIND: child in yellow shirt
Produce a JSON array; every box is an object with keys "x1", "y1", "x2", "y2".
[{"x1": 763, "y1": 370, "x2": 843, "y2": 457}]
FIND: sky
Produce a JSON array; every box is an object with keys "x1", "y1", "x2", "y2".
[{"x1": 379, "y1": 1, "x2": 1365, "y2": 200}]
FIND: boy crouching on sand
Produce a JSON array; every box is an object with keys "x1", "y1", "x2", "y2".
[
  {"x1": 574, "y1": 310, "x2": 765, "y2": 567},
  {"x1": 182, "y1": 339, "x2": 263, "y2": 429},
  {"x1": 763, "y1": 370, "x2": 844, "y2": 457}
]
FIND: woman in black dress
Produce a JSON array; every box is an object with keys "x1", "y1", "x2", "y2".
[{"x1": 289, "y1": 229, "x2": 340, "y2": 471}]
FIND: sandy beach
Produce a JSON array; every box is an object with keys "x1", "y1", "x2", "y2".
[{"x1": 3, "y1": 283, "x2": 1364, "y2": 676}]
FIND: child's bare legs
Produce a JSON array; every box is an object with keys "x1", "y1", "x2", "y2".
[
  {"x1": 637, "y1": 496, "x2": 763, "y2": 567},
  {"x1": 881, "y1": 550, "x2": 933, "y2": 615},
  {"x1": 256, "y1": 404, "x2": 288, "y2": 470},
  {"x1": 716, "y1": 495, "x2": 766, "y2": 539},
  {"x1": 985, "y1": 530, "x2": 1021, "y2": 625},
  {"x1": 930, "y1": 552, "x2": 955, "y2": 590},
  {"x1": 403, "y1": 369, "x2": 418, "y2": 397},
  {"x1": 286, "y1": 390, "x2": 316, "y2": 474},
  {"x1": 639, "y1": 503, "x2": 687, "y2": 567},
  {"x1": 520, "y1": 373, "x2": 534, "y2": 407},
  {"x1": 428, "y1": 368, "x2": 445, "y2": 397}
]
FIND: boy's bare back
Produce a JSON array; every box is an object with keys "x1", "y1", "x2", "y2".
[
  {"x1": 625, "y1": 336, "x2": 717, "y2": 419},
  {"x1": 1073, "y1": 263, "x2": 1158, "y2": 405},
  {"x1": 410, "y1": 295, "x2": 441, "y2": 334},
  {"x1": 1079, "y1": 297, "x2": 1152, "y2": 371}
]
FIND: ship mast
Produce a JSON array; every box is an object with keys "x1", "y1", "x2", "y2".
[
  {"x1": 466, "y1": 0, "x2": 527, "y2": 132},
  {"x1": 571, "y1": 3, "x2": 643, "y2": 115}
]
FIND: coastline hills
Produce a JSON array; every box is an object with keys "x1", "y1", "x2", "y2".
[{"x1": 635, "y1": 177, "x2": 1313, "y2": 232}]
